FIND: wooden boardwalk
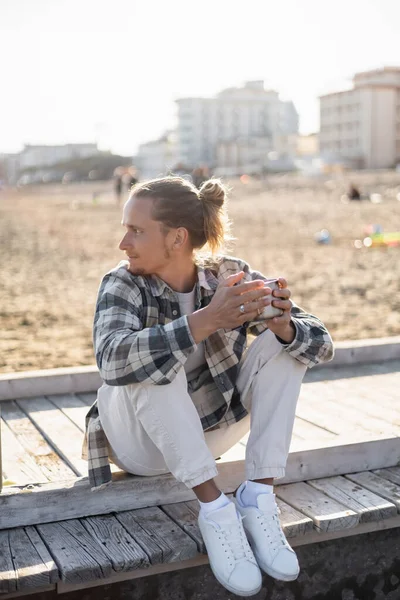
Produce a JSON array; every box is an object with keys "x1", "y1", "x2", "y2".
[
  {"x1": 2, "y1": 361, "x2": 400, "y2": 487},
  {"x1": 1, "y1": 360, "x2": 400, "y2": 597}
]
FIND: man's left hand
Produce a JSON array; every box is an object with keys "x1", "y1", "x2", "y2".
[{"x1": 266, "y1": 277, "x2": 296, "y2": 344}]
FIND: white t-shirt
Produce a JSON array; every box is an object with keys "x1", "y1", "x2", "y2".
[{"x1": 176, "y1": 288, "x2": 206, "y2": 378}]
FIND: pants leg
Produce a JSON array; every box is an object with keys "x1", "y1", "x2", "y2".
[
  {"x1": 98, "y1": 367, "x2": 221, "y2": 488},
  {"x1": 236, "y1": 330, "x2": 307, "y2": 480}
]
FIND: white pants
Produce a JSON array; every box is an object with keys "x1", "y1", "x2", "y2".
[{"x1": 97, "y1": 330, "x2": 307, "y2": 488}]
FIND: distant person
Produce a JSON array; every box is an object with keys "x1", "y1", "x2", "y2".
[
  {"x1": 113, "y1": 167, "x2": 124, "y2": 206},
  {"x1": 124, "y1": 167, "x2": 139, "y2": 192},
  {"x1": 192, "y1": 166, "x2": 209, "y2": 188},
  {"x1": 348, "y1": 184, "x2": 361, "y2": 201},
  {"x1": 84, "y1": 176, "x2": 334, "y2": 596}
]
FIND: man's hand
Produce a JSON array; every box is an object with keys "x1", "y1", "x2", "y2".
[
  {"x1": 188, "y1": 271, "x2": 271, "y2": 343},
  {"x1": 265, "y1": 277, "x2": 296, "y2": 344}
]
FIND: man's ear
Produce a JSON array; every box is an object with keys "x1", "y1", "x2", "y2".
[{"x1": 173, "y1": 227, "x2": 189, "y2": 249}]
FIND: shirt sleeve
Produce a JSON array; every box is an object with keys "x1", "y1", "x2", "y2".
[
  {"x1": 235, "y1": 258, "x2": 334, "y2": 368},
  {"x1": 93, "y1": 273, "x2": 197, "y2": 386}
]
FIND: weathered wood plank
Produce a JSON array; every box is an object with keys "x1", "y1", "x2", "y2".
[
  {"x1": 81, "y1": 514, "x2": 150, "y2": 572},
  {"x1": 46, "y1": 395, "x2": 88, "y2": 432},
  {"x1": 16, "y1": 397, "x2": 87, "y2": 476},
  {"x1": 118, "y1": 507, "x2": 198, "y2": 564},
  {"x1": 24, "y1": 527, "x2": 59, "y2": 584},
  {"x1": 115, "y1": 510, "x2": 165, "y2": 565},
  {"x1": 1, "y1": 420, "x2": 47, "y2": 486},
  {"x1": 308, "y1": 476, "x2": 397, "y2": 522},
  {"x1": 275, "y1": 497, "x2": 314, "y2": 538},
  {"x1": 276, "y1": 481, "x2": 360, "y2": 532},
  {"x1": 1, "y1": 402, "x2": 75, "y2": 482},
  {"x1": 36, "y1": 520, "x2": 113, "y2": 583},
  {"x1": 346, "y1": 472, "x2": 400, "y2": 510},
  {"x1": 161, "y1": 501, "x2": 205, "y2": 553},
  {"x1": 0, "y1": 530, "x2": 17, "y2": 593},
  {"x1": 373, "y1": 466, "x2": 400, "y2": 487},
  {"x1": 2, "y1": 435, "x2": 400, "y2": 530},
  {"x1": 8, "y1": 527, "x2": 55, "y2": 591}
]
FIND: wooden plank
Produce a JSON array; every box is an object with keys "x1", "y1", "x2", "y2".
[
  {"x1": 16, "y1": 397, "x2": 88, "y2": 476},
  {"x1": 3, "y1": 436, "x2": 400, "y2": 530},
  {"x1": 46, "y1": 395, "x2": 88, "y2": 432},
  {"x1": 115, "y1": 510, "x2": 165, "y2": 565},
  {"x1": 346, "y1": 472, "x2": 400, "y2": 510},
  {"x1": 57, "y1": 555, "x2": 210, "y2": 595},
  {"x1": 161, "y1": 500, "x2": 205, "y2": 553},
  {"x1": 55, "y1": 515, "x2": 400, "y2": 596},
  {"x1": 1, "y1": 402, "x2": 75, "y2": 482},
  {"x1": 307, "y1": 476, "x2": 397, "y2": 522},
  {"x1": 0, "y1": 367, "x2": 101, "y2": 402},
  {"x1": 373, "y1": 466, "x2": 400, "y2": 486},
  {"x1": 292, "y1": 514, "x2": 400, "y2": 548},
  {"x1": 0, "y1": 530, "x2": 17, "y2": 593},
  {"x1": 296, "y1": 396, "x2": 400, "y2": 439},
  {"x1": 1, "y1": 420, "x2": 47, "y2": 486},
  {"x1": 76, "y1": 393, "x2": 97, "y2": 407},
  {"x1": 292, "y1": 417, "x2": 337, "y2": 441},
  {"x1": 36, "y1": 520, "x2": 113, "y2": 583},
  {"x1": 275, "y1": 497, "x2": 314, "y2": 538},
  {"x1": 300, "y1": 379, "x2": 400, "y2": 437},
  {"x1": 117, "y1": 507, "x2": 198, "y2": 564},
  {"x1": 8, "y1": 527, "x2": 56, "y2": 591},
  {"x1": 24, "y1": 527, "x2": 59, "y2": 583},
  {"x1": 327, "y1": 381, "x2": 400, "y2": 427},
  {"x1": 276, "y1": 481, "x2": 360, "y2": 532},
  {"x1": 81, "y1": 514, "x2": 150, "y2": 572}
]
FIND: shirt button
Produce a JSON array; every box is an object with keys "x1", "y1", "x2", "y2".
[{"x1": 172, "y1": 310, "x2": 178, "y2": 316}]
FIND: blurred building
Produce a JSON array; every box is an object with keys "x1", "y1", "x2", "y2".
[
  {"x1": 176, "y1": 81, "x2": 299, "y2": 175},
  {"x1": 135, "y1": 131, "x2": 178, "y2": 179},
  {"x1": 319, "y1": 67, "x2": 400, "y2": 169},
  {"x1": 18, "y1": 143, "x2": 99, "y2": 170}
]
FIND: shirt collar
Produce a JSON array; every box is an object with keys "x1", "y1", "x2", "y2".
[{"x1": 144, "y1": 262, "x2": 219, "y2": 297}]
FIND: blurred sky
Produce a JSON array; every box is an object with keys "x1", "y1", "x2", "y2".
[{"x1": 1, "y1": 0, "x2": 399, "y2": 156}]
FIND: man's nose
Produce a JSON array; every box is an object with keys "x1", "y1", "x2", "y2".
[{"x1": 119, "y1": 233, "x2": 132, "y2": 251}]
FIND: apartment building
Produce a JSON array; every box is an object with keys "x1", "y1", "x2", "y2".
[
  {"x1": 176, "y1": 81, "x2": 299, "y2": 174},
  {"x1": 319, "y1": 67, "x2": 400, "y2": 169},
  {"x1": 135, "y1": 131, "x2": 178, "y2": 179}
]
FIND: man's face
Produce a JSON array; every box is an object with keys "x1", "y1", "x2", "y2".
[{"x1": 119, "y1": 195, "x2": 173, "y2": 276}]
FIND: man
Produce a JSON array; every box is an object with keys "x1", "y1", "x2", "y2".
[{"x1": 84, "y1": 176, "x2": 334, "y2": 596}]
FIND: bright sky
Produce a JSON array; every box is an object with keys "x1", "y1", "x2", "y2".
[{"x1": 1, "y1": 0, "x2": 399, "y2": 156}]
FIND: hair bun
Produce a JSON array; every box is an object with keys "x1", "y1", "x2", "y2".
[{"x1": 199, "y1": 178, "x2": 226, "y2": 208}]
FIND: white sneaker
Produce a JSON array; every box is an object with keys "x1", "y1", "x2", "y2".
[
  {"x1": 234, "y1": 489, "x2": 300, "y2": 582},
  {"x1": 198, "y1": 501, "x2": 262, "y2": 597}
]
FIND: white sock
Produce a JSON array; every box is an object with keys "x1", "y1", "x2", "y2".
[
  {"x1": 199, "y1": 492, "x2": 231, "y2": 516},
  {"x1": 238, "y1": 480, "x2": 273, "y2": 507}
]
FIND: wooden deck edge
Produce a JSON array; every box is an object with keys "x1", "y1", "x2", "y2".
[
  {"x1": 0, "y1": 367, "x2": 101, "y2": 402},
  {"x1": 53, "y1": 515, "x2": 400, "y2": 596},
  {"x1": 2, "y1": 436, "x2": 400, "y2": 530},
  {"x1": 1, "y1": 335, "x2": 399, "y2": 400},
  {"x1": 2, "y1": 511, "x2": 400, "y2": 598}
]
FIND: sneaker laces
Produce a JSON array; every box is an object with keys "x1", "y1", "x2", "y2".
[
  {"x1": 220, "y1": 516, "x2": 251, "y2": 562},
  {"x1": 257, "y1": 506, "x2": 287, "y2": 548}
]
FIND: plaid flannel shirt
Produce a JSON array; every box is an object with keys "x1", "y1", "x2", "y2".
[{"x1": 82, "y1": 255, "x2": 334, "y2": 490}]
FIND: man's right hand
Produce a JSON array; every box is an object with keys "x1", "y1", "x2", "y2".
[{"x1": 188, "y1": 271, "x2": 271, "y2": 343}]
